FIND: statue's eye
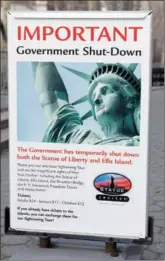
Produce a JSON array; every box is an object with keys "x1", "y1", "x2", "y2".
[{"x1": 101, "y1": 86, "x2": 107, "y2": 95}]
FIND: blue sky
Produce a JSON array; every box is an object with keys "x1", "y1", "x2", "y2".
[{"x1": 17, "y1": 62, "x2": 140, "y2": 142}]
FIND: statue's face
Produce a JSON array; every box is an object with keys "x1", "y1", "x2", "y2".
[{"x1": 91, "y1": 81, "x2": 126, "y2": 126}]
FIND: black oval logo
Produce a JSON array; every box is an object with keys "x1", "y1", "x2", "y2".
[{"x1": 93, "y1": 173, "x2": 132, "y2": 196}]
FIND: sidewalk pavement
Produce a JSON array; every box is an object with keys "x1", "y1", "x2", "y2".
[{"x1": 1, "y1": 89, "x2": 164, "y2": 260}]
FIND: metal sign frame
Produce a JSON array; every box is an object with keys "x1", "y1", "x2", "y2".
[{"x1": 7, "y1": 11, "x2": 153, "y2": 243}]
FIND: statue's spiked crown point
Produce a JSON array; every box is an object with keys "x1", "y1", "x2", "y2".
[{"x1": 61, "y1": 65, "x2": 91, "y2": 81}]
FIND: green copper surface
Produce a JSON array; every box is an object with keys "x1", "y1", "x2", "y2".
[{"x1": 33, "y1": 62, "x2": 140, "y2": 146}]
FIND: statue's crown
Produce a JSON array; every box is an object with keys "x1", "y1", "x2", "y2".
[{"x1": 89, "y1": 63, "x2": 140, "y2": 93}]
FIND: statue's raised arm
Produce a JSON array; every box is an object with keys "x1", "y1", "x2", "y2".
[{"x1": 32, "y1": 62, "x2": 69, "y2": 122}]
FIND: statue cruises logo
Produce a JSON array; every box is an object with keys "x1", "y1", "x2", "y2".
[{"x1": 93, "y1": 173, "x2": 132, "y2": 202}]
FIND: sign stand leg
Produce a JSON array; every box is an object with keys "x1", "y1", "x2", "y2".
[
  {"x1": 105, "y1": 238, "x2": 119, "y2": 257},
  {"x1": 39, "y1": 234, "x2": 52, "y2": 248}
]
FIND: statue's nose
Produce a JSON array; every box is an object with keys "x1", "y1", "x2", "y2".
[
  {"x1": 94, "y1": 97, "x2": 102, "y2": 105},
  {"x1": 94, "y1": 92, "x2": 102, "y2": 105}
]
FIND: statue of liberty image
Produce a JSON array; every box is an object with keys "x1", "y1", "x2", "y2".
[
  {"x1": 32, "y1": 62, "x2": 140, "y2": 146},
  {"x1": 109, "y1": 176, "x2": 115, "y2": 189}
]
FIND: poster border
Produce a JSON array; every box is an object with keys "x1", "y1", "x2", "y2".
[{"x1": 7, "y1": 10, "x2": 153, "y2": 240}]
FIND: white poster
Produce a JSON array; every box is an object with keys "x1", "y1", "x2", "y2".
[{"x1": 8, "y1": 11, "x2": 152, "y2": 239}]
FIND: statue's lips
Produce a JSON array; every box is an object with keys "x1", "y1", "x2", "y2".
[{"x1": 96, "y1": 105, "x2": 104, "y2": 112}]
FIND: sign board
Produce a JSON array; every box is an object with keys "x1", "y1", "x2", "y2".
[{"x1": 8, "y1": 11, "x2": 152, "y2": 239}]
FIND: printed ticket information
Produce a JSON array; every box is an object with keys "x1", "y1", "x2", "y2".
[{"x1": 8, "y1": 11, "x2": 152, "y2": 239}]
